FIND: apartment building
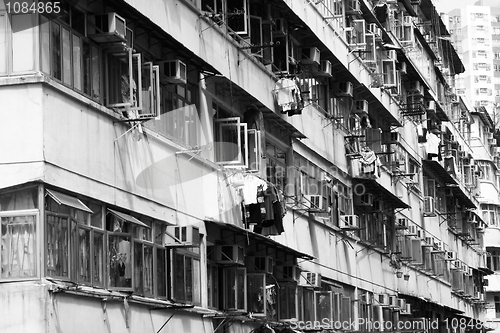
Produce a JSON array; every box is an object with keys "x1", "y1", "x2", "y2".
[
  {"x1": 447, "y1": 2, "x2": 498, "y2": 114},
  {"x1": 0, "y1": 0, "x2": 490, "y2": 332}
]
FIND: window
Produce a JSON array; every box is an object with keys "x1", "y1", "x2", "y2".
[
  {"x1": 247, "y1": 273, "x2": 277, "y2": 320},
  {"x1": 278, "y1": 282, "x2": 297, "y2": 320},
  {"x1": 487, "y1": 249, "x2": 500, "y2": 271},
  {"x1": 0, "y1": 13, "x2": 6, "y2": 73},
  {"x1": 171, "y1": 247, "x2": 201, "y2": 305},
  {"x1": 223, "y1": 266, "x2": 246, "y2": 311},
  {"x1": 382, "y1": 60, "x2": 397, "y2": 87},
  {"x1": 266, "y1": 141, "x2": 287, "y2": 190},
  {"x1": 40, "y1": 14, "x2": 102, "y2": 101},
  {"x1": 495, "y1": 295, "x2": 500, "y2": 318}
]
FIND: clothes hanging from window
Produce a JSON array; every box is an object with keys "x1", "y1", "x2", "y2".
[
  {"x1": 425, "y1": 132, "x2": 441, "y2": 159},
  {"x1": 444, "y1": 155, "x2": 458, "y2": 177},
  {"x1": 374, "y1": 3, "x2": 388, "y2": 23},
  {"x1": 359, "y1": 149, "x2": 377, "y2": 175},
  {"x1": 241, "y1": 175, "x2": 268, "y2": 205},
  {"x1": 272, "y1": 78, "x2": 301, "y2": 113}
]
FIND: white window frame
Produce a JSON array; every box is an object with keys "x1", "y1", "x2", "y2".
[
  {"x1": 223, "y1": 266, "x2": 247, "y2": 311},
  {"x1": 105, "y1": 48, "x2": 142, "y2": 109},
  {"x1": 382, "y1": 59, "x2": 397, "y2": 87},
  {"x1": 0, "y1": 209, "x2": 40, "y2": 281},
  {"x1": 139, "y1": 62, "x2": 160, "y2": 119}
]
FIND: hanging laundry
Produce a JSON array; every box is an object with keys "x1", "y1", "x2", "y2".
[
  {"x1": 272, "y1": 78, "x2": 302, "y2": 113},
  {"x1": 241, "y1": 175, "x2": 268, "y2": 205},
  {"x1": 425, "y1": 132, "x2": 440, "y2": 159},
  {"x1": 359, "y1": 149, "x2": 377, "y2": 176}
]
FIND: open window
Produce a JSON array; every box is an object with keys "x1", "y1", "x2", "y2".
[
  {"x1": 139, "y1": 62, "x2": 160, "y2": 119},
  {"x1": 314, "y1": 291, "x2": 333, "y2": 324},
  {"x1": 382, "y1": 60, "x2": 397, "y2": 87},
  {"x1": 106, "y1": 47, "x2": 142, "y2": 110},
  {"x1": 215, "y1": 117, "x2": 261, "y2": 170},
  {"x1": 247, "y1": 273, "x2": 277, "y2": 319},
  {"x1": 227, "y1": 0, "x2": 249, "y2": 35},
  {"x1": 346, "y1": 20, "x2": 366, "y2": 48},
  {"x1": 223, "y1": 266, "x2": 247, "y2": 311}
]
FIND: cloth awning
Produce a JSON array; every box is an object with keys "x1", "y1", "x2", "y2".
[
  {"x1": 205, "y1": 219, "x2": 314, "y2": 260},
  {"x1": 108, "y1": 208, "x2": 150, "y2": 228},
  {"x1": 46, "y1": 189, "x2": 93, "y2": 213}
]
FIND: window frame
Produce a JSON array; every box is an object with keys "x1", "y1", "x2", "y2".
[
  {"x1": 170, "y1": 247, "x2": 201, "y2": 305},
  {"x1": 0, "y1": 209, "x2": 40, "y2": 281}
]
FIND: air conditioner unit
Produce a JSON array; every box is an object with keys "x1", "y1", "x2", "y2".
[
  {"x1": 247, "y1": 256, "x2": 274, "y2": 274},
  {"x1": 159, "y1": 60, "x2": 187, "y2": 84},
  {"x1": 335, "y1": 81, "x2": 354, "y2": 97},
  {"x1": 304, "y1": 194, "x2": 327, "y2": 212},
  {"x1": 357, "y1": 193, "x2": 373, "y2": 206},
  {"x1": 315, "y1": 60, "x2": 332, "y2": 77},
  {"x1": 359, "y1": 293, "x2": 371, "y2": 304},
  {"x1": 382, "y1": 131, "x2": 399, "y2": 144},
  {"x1": 89, "y1": 13, "x2": 127, "y2": 43},
  {"x1": 372, "y1": 200, "x2": 383, "y2": 212},
  {"x1": 274, "y1": 265, "x2": 300, "y2": 282},
  {"x1": 345, "y1": 0, "x2": 362, "y2": 15},
  {"x1": 340, "y1": 215, "x2": 360, "y2": 229},
  {"x1": 462, "y1": 263, "x2": 469, "y2": 274},
  {"x1": 377, "y1": 293, "x2": 390, "y2": 306},
  {"x1": 467, "y1": 267, "x2": 473, "y2": 276},
  {"x1": 408, "y1": 81, "x2": 424, "y2": 95},
  {"x1": 400, "y1": 62, "x2": 407, "y2": 74},
  {"x1": 354, "y1": 100, "x2": 369, "y2": 113},
  {"x1": 403, "y1": 16, "x2": 413, "y2": 26},
  {"x1": 397, "y1": 218, "x2": 408, "y2": 228},
  {"x1": 216, "y1": 245, "x2": 245, "y2": 265},
  {"x1": 426, "y1": 100, "x2": 436, "y2": 111},
  {"x1": 385, "y1": 50, "x2": 397, "y2": 60},
  {"x1": 407, "y1": 225, "x2": 417, "y2": 235},
  {"x1": 397, "y1": 298, "x2": 406, "y2": 310},
  {"x1": 423, "y1": 196, "x2": 435, "y2": 216},
  {"x1": 299, "y1": 271, "x2": 321, "y2": 288},
  {"x1": 388, "y1": 295, "x2": 398, "y2": 307},
  {"x1": 164, "y1": 226, "x2": 200, "y2": 247},
  {"x1": 433, "y1": 241, "x2": 444, "y2": 252},
  {"x1": 273, "y1": 18, "x2": 288, "y2": 36},
  {"x1": 368, "y1": 23, "x2": 382, "y2": 40},
  {"x1": 300, "y1": 47, "x2": 321, "y2": 65},
  {"x1": 401, "y1": 303, "x2": 412, "y2": 315},
  {"x1": 424, "y1": 236, "x2": 434, "y2": 247},
  {"x1": 446, "y1": 251, "x2": 457, "y2": 260},
  {"x1": 452, "y1": 260, "x2": 462, "y2": 270}
]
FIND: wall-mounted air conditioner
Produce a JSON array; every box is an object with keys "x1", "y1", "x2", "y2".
[
  {"x1": 423, "y1": 196, "x2": 435, "y2": 216},
  {"x1": 298, "y1": 271, "x2": 321, "y2": 288},
  {"x1": 426, "y1": 100, "x2": 436, "y2": 111},
  {"x1": 300, "y1": 47, "x2": 321, "y2": 65},
  {"x1": 273, "y1": 18, "x2": 288, "y2": 36},
  {"x1": 401, "y1": 303, "x2": 412, "y2": 315},
  {"x1": 304, "y1": 194, "x2": 328, "y2": 212},
  {"x1": 247, "y1": 256, "x2": 274, "y2": 274},
  {"x1": 389, "y1": 295, "x2": 398, "y2": 307},
  {"x1": 158, "y1": 60, "x2": 187, "y2": 84},
  {"x1": 397, "y1": 218, "x2": 408, "y2": 228},
  {"x1": 335, "y1": 81, "x2": 354, "y2": 97},
  {"x1": 313, "y1": 60, "x2": 332, "y2": 77},
  {"x1": 397, "y1": 298, "x2": 406, "y2": 310},
  {"x1": 164, "y1": 225, "x2": 200, "y2": 247},
  {"x1": 446, "y1": 251, "x2": 457, "y2": 260},
  {"x1": 340, "y1": 215, "x2": 360, "y2": 229},
  {"x1": 216, "y1": 245, "x2": 245, "y2": 265},
  {"x1": 423, "y1": 236, "x2": 434, "y2": 247},
  {"x1": 359, "y1": 293, "x2": 371, "y2": 304},
  {"x1": 274, "y1": 265, "x2": 300, "y2": 282},
  {"x1": 382, "y1": 131, "x2": 399, "y2": 144},
  {"x1": 377, "y1": 293, "x2": 390, "y2": 306},
  {"x1": 89, "y1": 12, "x2": 127, "y2": 43},
  {"x1": 408, "y1": 81, "x2": 424, "y2": 95},
  {"x1": 354, "y1": 100, "x2": 369, "y2": 113},
  {"x1": 407, "y1": 225, "x2": 417, "y2": 235}
]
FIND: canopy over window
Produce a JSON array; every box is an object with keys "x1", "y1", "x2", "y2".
[{"x1": 46, "y1": 189, "x2": 93, "y2": 213}]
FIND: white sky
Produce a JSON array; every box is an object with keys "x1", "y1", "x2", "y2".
[{"x1": 434, "y1": 0, "x2": 483, "y2": 13}]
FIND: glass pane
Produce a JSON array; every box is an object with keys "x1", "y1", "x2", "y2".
[
  {"x1": 192, "y1": 258, "x2": 200, "y2": 305},
  {"x1": 0, "y1": 14, "x2": 5, "y2": 73},
  {"x1": 236, "y1": 268, "x2": 245, "y2": 310},
  {"x1": 156, "y1": 248, "x2": 167, "y2": 297},
  {"x1": 134, "y1": 242, "x2": 144, "y2": 294},
  {"x1": 89, "y1": 203, "x2": 102, "y2": 229},
  {"x1": 0, "y1": 187, "x2": 38, "y2": 211},
  {"x1": 108, "y1": 234, "x2": 132, "y2": 288},
  {"x1": 185, "y1": 256, "x2": 193, "y2": 301},
  {"x1": 248, "y1": 274, "x2": 265, "y2": 314},
  {"x1": 173, "y1": 252, "x2": 185, "y2": 301},
  {"x1": 62, "y1": 28, "x2": 71, "y2": 85},
  {"x1": 12, "y1": 14, "x2": 34, "y2": 72},
  {"x1": 279, "y1": 283, "x2": 296, "y2": 320},
  {"x1": 1, "y1": 215, "x2": 37, "y2": 278},
  {"x1": 224, "y1": 267, "x2": 236, "y2": 309},
  {"x1": 93, "y1": 231, "x2": 104, "y2": 285},
  {"x1": 82, "y1": 41, "x2": 91, "y2": 95},
  {"x1": 144, "y1": 245, "x2": 153, "y2": 296},
  {"x1": 51, "y1": 22, "x2": 61, "y2": 80},
  {"x1": 91, "y1": 46, "x2": 100, "y2": 100},
  {"x1": 72, "y1": 35, "x2": 81, "y2": 90},
  {"x1": 315, "y1": 291, "x2": 332, "y2": 322},
  {"x1": 46, "y1": 214, "x2": 69, "y2": 278},
  {"x1": 77, "y1": 227, "x2": 91, "y2": 283}
]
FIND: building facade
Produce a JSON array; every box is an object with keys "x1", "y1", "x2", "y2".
[{"x1": 0, "y1": 0, "x2": 491, "y2": 332}]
